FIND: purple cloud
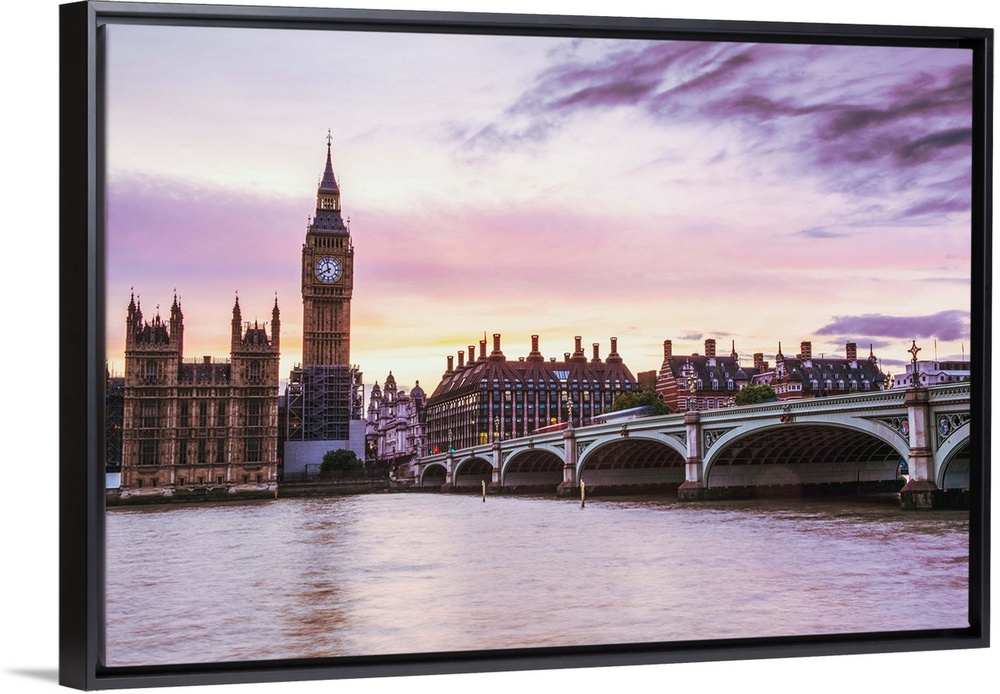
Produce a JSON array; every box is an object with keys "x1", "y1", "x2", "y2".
[
  {"x1": 900, "y1": 194, "x2": 971, "y2": 218},
  {"x1": 793, "y1": 227, "x2": 851, "y2": 239},
  {"x1": 552, "y1": 77, "x2": 661, "y2": 109},
  {"x1": 921, "y1": 276, "x2": 971, "y2": 284},
  {"x1": 896, "y1": 128, "x2": 973, "y2": 162},
  {"x1": 460, "y1": 40, "x2": 972, "y2": 230},
  {"x1": 816, "y1": 311, "x2": 970, "y2": 341},
  {"x1": 527, "y1": 41, "x2": 713, "y2": 112}
]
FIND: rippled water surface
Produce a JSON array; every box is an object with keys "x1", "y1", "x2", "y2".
[{"x1": 104, "y1": 493, "x2": 969, "y2": 666}]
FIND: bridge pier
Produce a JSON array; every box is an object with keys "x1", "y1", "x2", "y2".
[
  {"x1": 677, "y1": 468, "x2": 708, "y2": 500},
  {"x1": 678, "y1": 411, "x2": 708, "y2": 501},
  {"x1": 899, "y1": 387, "x2": 943, "y2": 510},
  {"x1": 556, "y1": 426, "x2": 579, "y2": 497},
  {"x1": 444, "y1": 451, "x2": 455, "y2": 489},
  {"x1": 490, "y1": 441, "x2": 502, "y2": 488}
]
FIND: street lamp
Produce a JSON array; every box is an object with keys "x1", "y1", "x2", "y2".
[
  {"x1": 908, "y1": 340, "x2": 921, "y2": 388},
  {"x1": 878, "y1": 358, "x2": 893, "y2": 390},
  {"x1": 563, "y1": 396, "x2": 573, "y2": 428},
  {"x1": 683, "y1": 360, "x2": 697, "y2": 411}
]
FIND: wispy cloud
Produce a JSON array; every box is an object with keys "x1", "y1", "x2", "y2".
[
  {"x1": 899, "y1": 194, "x2": 971, "y2": 219},
  {"x1": 792, "y1": 227, "x2": 851, "y2": 239},
  {"x1": 816, "y1": 311, "x2": 970, "y2": 341},
  {"x1": 458, "y1": 41, "x2": 972, "y2": 231}
]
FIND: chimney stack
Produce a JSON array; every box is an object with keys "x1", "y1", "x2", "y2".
[
  {"x1": 800, "y1": 341, "x2": 812, "y2": 360},
  {"x1": 846, "y1": 342, "x2": 858, "y2": 362},
  {"x1": 664, "y1": 339, "x2": 673, "y2": 359},
  {"x1": 479, "y1": 338, "x2": 487, "y2": 361},
  {"x1": 592, "y1": 343, "x2": 601, "y2": 362},
  {"x1": 490, "y1": 333, "x2": 505, "y2": 360},
  {"x1": 447, "y1": 355, "x2": 454, "y2": 373},
  {"x1": 457, "y1": 350, "x2": 465, "y2": 368},
  {"x1": 705, "y1": 338, "x2": 716, "y2": 358},
  {"x1": 607, "y1": 337, "x2": 622, "y2": 363},
  {"x1": 527, "y1": 334, "x2": 544, "y2": 362},
  {"x1": 754, "y1": 352, "x2": 765, "y2": 371}
]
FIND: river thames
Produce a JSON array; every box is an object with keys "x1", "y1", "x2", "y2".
[{"x1": 104, "y1": 493, "x2": 969, "y2": 667}]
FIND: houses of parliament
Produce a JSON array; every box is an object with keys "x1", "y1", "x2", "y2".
[{"x1": 114, "y1": 136, "x2": 362, "y2": 498}]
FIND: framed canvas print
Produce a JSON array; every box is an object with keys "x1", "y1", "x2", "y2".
[{"x1": 59, "y1": 0, "x2": 991, "y2": 690}]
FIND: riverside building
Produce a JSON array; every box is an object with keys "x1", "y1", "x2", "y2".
[
  {"x1": 656, "y1": 337, "x2": 888, "y2": 412},
  {"x1": 892, "y1": 358, "x2": 970, "y2": 388},
  {"x1": 118, "y1": 292, "x2": 281, "y2": 499},
  {"x1": 425, "y1": 333, "x2": 640, "y2": 452},
  {"x1": 365, "y1": 373, "x2": 427, "y2": 477}
]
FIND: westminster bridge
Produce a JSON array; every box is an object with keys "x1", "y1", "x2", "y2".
[{"x1": 413, "y1": 384, "x2": 973, "y2": 509}]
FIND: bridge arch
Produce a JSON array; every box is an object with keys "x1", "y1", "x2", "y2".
[
  {"x1": 453, "y1": 455, "x2": 493, "y2": 488},
  {"x1": 577, "y1": 434, "x2": 686, "y2": 491},
  {"x1": 502, "y1": 446, "x2": 564, "y2": 490},
  {"x1": 703, "y1": 421, "x2": 906, "y2": 491},
  {"x1": 936, "y1": 422, "x2": 971, "y2": 490},
  {"x1": 419, "y1": 462, "x2": 448, "y2": 488}
]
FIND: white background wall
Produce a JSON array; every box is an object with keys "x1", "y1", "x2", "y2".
[{"x1": 3, "y1": 2, "x2": 995, "y2": 693}]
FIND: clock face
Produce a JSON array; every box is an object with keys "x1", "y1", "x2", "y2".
[{"x1": 314, "y1": 256, "x2": 342, "y2": 283}]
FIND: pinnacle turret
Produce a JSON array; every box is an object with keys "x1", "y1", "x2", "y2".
[
  {"x1": 311, "y1": 131, "x2": 347, "y2": 233},
  {"x1": 319, "y1": 130, "x2": 340, "y2": 194}
]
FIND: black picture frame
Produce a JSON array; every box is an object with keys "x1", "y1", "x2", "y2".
[{"x1": 59, "y1": 1, "x2": 991, "y2": 690}]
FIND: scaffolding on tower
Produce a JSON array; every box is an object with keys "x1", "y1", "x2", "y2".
[{"x1": 285, "y1": 364, "x2": 363, "y2": 441}]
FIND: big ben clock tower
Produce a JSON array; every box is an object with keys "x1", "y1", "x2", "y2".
[
  {"x1": 284, "y1": 133, "x2": 365, "y2": 477},
  {"x1": 301, "y1": 132, "x2": 354, "y2": 366}
]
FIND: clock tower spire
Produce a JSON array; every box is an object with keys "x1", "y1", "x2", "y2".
[
  {"x1": 285, "y1": 134, "x2": 366, "y2": 478},
  {"x1": 301, "y1": 132, "x2": 354, "y2": 366}
]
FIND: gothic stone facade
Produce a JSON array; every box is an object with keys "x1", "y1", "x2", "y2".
[{"x1": 119, "y1": 293, "x2": 281, "y2": 498}]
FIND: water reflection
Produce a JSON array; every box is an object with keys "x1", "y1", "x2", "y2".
[{"x1": 105, "y1": 494, "x2": 968, "y2": 666}]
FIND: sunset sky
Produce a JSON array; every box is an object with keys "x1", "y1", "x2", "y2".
[{"x1": 103, "y1": 23, "x2": 974, "y2": 394}]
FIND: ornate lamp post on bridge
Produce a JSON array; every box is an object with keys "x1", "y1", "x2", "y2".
[
  {"x1": 878, "y1": 357, "x2": 893, "y2": 390},
  {"x1": 683, "y1": 360, "x2": 698, "y2": 412},
  {"x1": 908, "y1": 340, "x2": 922, "y2": 388}
]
